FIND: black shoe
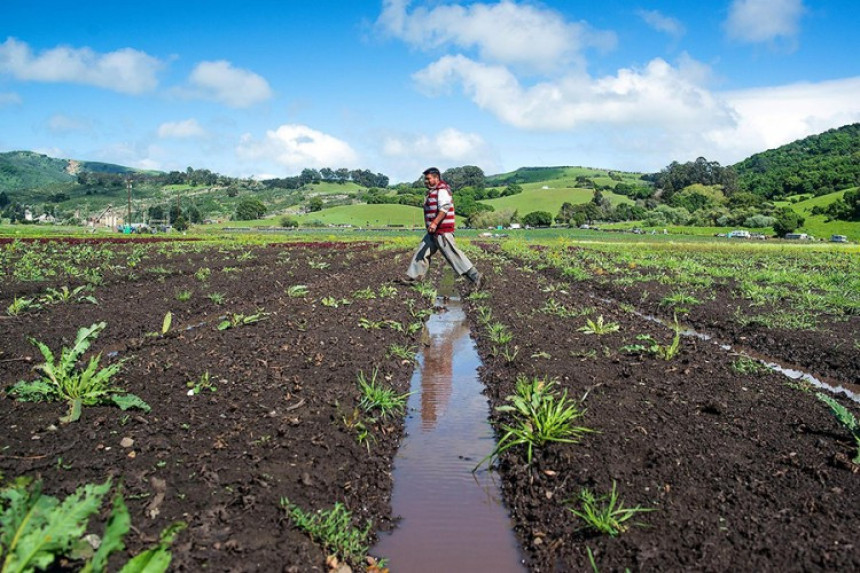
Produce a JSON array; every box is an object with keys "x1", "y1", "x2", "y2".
[
  {"x1": 471, "y1": 272, "x2": 483, "y2": 290},
  {"x1": 394, "y1": 277, "x2": 418, "y2": 286}
]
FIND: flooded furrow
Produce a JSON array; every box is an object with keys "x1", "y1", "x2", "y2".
[{"x1": 373, "y1": 277, "x2": 525, "y2": 572}]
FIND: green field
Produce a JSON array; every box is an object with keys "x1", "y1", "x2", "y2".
[{"x1": 481, "y1": 186, "x2": 633, "y2": 215}]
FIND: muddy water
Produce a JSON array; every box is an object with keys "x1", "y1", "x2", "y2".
[{"x1": 373, "y1": 282, "x2": 525, "y2": 572}]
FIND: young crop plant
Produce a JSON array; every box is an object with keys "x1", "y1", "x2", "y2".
[
  {"x1": 8, "y1": 322, "x2": 150, "y2": 423},
  {"x1": 187, "y1": 372, "x2": 217, "y2": 396},
  {"x1": 194, "y1": 267, "x2": 211, "y2": 281},
  {"x1": 286, "y1": 285, "x2": 309, "y2": 298},
  {"x1": 387, "y1": 343, "x2": 418, "y2": 364},
  {"x1": 476, "y1": 376, "x2": 592, "y2": 470},
  {"x1": 377, "y1": 285, "x2": 398, "y2": 298},
  {"x1": 412, "y1": 282, "x2": 437, "y2": 300},
  {"x1": 815, "y1": 392, "x2": 860, "y2": 464},
  {"x1": 475, "y1": 305, "x2": 493, "y2": 325},
  {"x1": 308, "y1": 259, "x2": 330, "y2": 270},
  {"x1": 0, "y1": 477, "x2": 186, "y2": 573},
  {"x1": 280, "y1": 498, "x2": 373, "y2": 569},
  {"x1": 569, "y1": 481, "x2": 653, "y2": 537},
  {"x1": 500, "y1": 344, "x2": 520, "y2": 364},
  {"x1": 6, "y1": 296, "x2": 40, "y2": 316},
  {"x1": 466, "y1": 289, "x2": 490, "y2": 301},
  {"x1": 40, "y1": 285, "x2": 97, "y2": 306},
  {"x1": 358, "y1": 318, "x2": 385, "y2": 330},
  {"x1": 353, "y1": 287, "x2": 377, "y2": 300},
  {"x1": 487, "y1": 322, "x2": 514, "y2": 345},
  {"x1": 217, "y1": 311, "x2": 269, "y2": 331},
  {"x1": 321, "y1": 296, "x2": 351, "y2": 308},
  {"x1": 659, "y1": 291, "x2": 700, "y2": 312},
  {"x1": 578, "y1": 316, "x2": 620, "y2": 336},
  {"x1": 357, "y1": 369, "x2": 410, "y2": 420},
  {"x1": 237, "y1": 250, "x2": 255, "y2": 262}
]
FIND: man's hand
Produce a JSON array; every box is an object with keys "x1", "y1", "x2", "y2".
[{"x1": 428, "y1": 222, "x2": 438, "y2": 233}]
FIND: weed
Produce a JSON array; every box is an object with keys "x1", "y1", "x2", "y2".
[
  {"x1": 207, "y1": 292, "x2": 226, "y2": 305},
  {"x1": 175, "y1": 289, "x2": 193, "y2": 302},
  {"x1": 578, "y1": 316, "x2": 620, "y2": 336},
  {"x1": 0, "y1": 477, "x2": 186, "y2": 572},
  {"x1": 387, "y1": 344, "x2": 418, "y2": 363},
  {"x1": 476, "y1": 376, "x2": 592, "y2": 469},
  {"x1": 816, "y1": 392, "x2": 860, "y2": 464},
  {"x1": 731, "y1": 356, "x2": 769, "y2": 376},
  {"x1": 9, "y1": 322, "x2": 150, "y2": 423},
  {"x1": 281, "y1": 498, "x2": 372, "y2": 568},
  {"x1": 357, "y1": 369, "x2": 409, "y2": 420},
  {"x1": 569, "y1": 481, "x2": 653, "y2": 536}
]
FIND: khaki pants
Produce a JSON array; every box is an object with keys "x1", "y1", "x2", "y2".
[{"x1": 407, "y1": 233, "x2": 474, "y2": 279}]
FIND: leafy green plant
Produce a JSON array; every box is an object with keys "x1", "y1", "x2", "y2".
[
  {"x1": 578, "y1": 316, "x2": 620, "y2": 336},
  {"x1": 280, "y1": 498, "x2": 372, "y2": 568},
  {"x1": 466, "y1": 290, "x2": 490, "y2": 301},
  {"x1": 40, "y1": 285, "x2": 97, "y2": 306},
  {"x1": 194, "y1": 267, "x2": 211, "y2": 281},
  {"x1": 217, "y1": 311, "x2": 269, "y2": 331},
  {"x1": 412, "y1": 282, "x2": 437, "y2": 300},
  {"x1": 377, "y1": 285, "x2": 398, "y2": 298},
  {"x1": 353, "y1": 287, "x2": 377, "y2": 300},
  {"x1": 731, "y1": 356, "x2": 769, "y2": 376},
  {"x1": 476, "y1": 376, "x2": 592, "y2": 469},
  {"x1": 500, "y1": 344, "x2": 520, "y2": 364},
  {"x1": 286, "y1": 285, "x2": 309, "y2": 298},
  {"x1": 308, "y1": 260, "x2": 330, "y2": 270},
  {"x1": 186, "y1": 372, "x2": 217, "y2": 396},
  {"x1": 659, "y1": 291, "x2": 700, "y2": 311},
  {"x1": 358, "y1": 318, "x2": 384, "y2": 330},
  {"x1": 321, "y1": 297, "x2": 350, "y2": 308},
  {"x1": 0, "y1": 477, "x2": 186, "y2": 573},
  {"x1": 206, "y1": 292, "x2": 225, "y2": 305},
  {"x1": 357, "y1": 369, "x2": 410, "y2": 420},
  {"x1": 487, "y1": 322, "x2": 513, "y2": 345},
  {"x1": 8, "y1": 322, "x2": 150, "y2": 423},
  {"x1": 7, "y1": 296, "x2": 40, "y2": 317},
  {"x1": 387, "y1": 344, "x2": 418, "y2": 363},
  {"x1": 569, "y1": 481, "x2": 653, "y2": 536},
  {"x1": 175, "y1": 290, "x2": 193, "y2": 302},
  {"x1": 816, "y1": 392, "x2": 860, "y2": 464}
]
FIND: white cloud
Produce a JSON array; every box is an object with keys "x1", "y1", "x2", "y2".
[
  {"x1": 725, "y1": 0, "x2": 805, "y2": 45},
  {"x1": 237, "y1": 124, "x2": 358, "y2": 171},
  {"x1": 637, "y1": 9, "x2": 685, "y2": 39},
  {"x1": 187, "y1": 60, "x2": 272, "y2": 108},
  {"x1": 0, "y1": 92, "x2": 21, "y2": 106},
  {"x1": 377, "y1": 0, "x2": 615, "y2": 73},
  {"x1": 382, "y1": 127, "x2": 498, "y2": 180},
  {"x1": 0, "y1": 37, "x2": 162, "y2": 94},
  {"x1": 158, "y1": 119, "x2": 207, "y2": 139},
  {"x1": 413, "y1": 54, "x2": 736, "y2": 131}
]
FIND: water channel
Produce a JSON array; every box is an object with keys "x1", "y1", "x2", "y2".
[{"x1": 373, "y1": 277, "x2": 525, "y2": 572}]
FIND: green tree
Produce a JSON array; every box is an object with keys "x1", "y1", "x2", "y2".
[
  {"x1": 308, "y1": 197, "x2": 324, "y2": 212},
  {"x1": 0, "y1": 191, "x2": 8, "y2": 208},
  {"x1": 234, "y1": 197, "x2": 267, "y2": 221},
  {"x1": 522, "y1": 211, "x2": 553, "y2": 227},
  {"x1": 772, "y1": 207, "x2": 805, "y2": 236},
  {"x1": 280, "y1": 215, "x2": 299, "y2": 227}
]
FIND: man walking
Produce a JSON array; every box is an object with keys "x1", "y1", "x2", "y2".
[{"x1": 400, "y1": 167, "x2": 482, "y2": 288}]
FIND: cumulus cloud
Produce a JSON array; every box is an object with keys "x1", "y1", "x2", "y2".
[
  {"x1": 0, "y1": 37, "x2": 162, "y2": 94},
  {"x1": 413, "y1": 54, "x2": 736, "y2": 131},
  {"x1": 158, "y1": 119, "x2": 207, "y2": 139},
  {"x1": 186, "y1": 60, "x2": 272, "y2": 108},
  {"x1": 725, "y1": 0, "x2": 805, "y2": 45},
  {"x1": 637, "y1": 9, "x2": 685, "y2": 39},
  {"x1": 376, "y1": 0, "x2": 615, "y2": 73},
  {"x1": 381, "y1": 127, "x2": 498, "y2": 180},
  {"x1": 237, "y1": 124, "x2": 358, "y2": 170}
]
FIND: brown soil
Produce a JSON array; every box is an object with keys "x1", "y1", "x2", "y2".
[
  {"x1": 460, "y1": 245, "x2": 860, "y2": 571},
  {"x1": 0, "y1": 240, "x2": 424, "y2": 571}
]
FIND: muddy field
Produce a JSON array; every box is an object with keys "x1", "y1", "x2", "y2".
[
  {"x1": 2, "y1": 237, "x2": 859, "y2": 572},
  {"x1": 462, "y1": 243, "x2": 860, "y2": 571},
  {"x1": 0, "y1": 239, "x2": 426, "y2": 571}
]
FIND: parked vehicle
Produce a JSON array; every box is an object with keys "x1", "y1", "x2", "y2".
[{"x1": 830, "y1": 234, "x2": 848, "y2": 243}]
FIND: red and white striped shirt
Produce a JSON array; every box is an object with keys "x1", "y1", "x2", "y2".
[{"x1": 424, "y1": 181, "x2": 456, "y2": 234}]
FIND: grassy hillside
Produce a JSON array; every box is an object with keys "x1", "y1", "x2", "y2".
[
  {"x1": 295, "y1": 204, "x2": 424, "y2": 227},
  {"x1": 780, "y1": 188, "x2": 860, "y2": 240},
  {"x1": 487, "y1": 165, "x2": 642, "y2": 186},
  {"x1": 482, "y1": 187, "x2": 633, "y2": 215},
  {"x1": 0, "y1": 151, "x2": 75, "y2": 190}
]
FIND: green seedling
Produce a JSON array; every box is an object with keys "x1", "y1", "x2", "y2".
[
  {"x1": 466, "y1": 290, "x2": 490, "y2": 301},
  {"x1": 377, "y1": 285, "x2": 398, "y2": 298},
  {"x1": 476, "y1": 376, "x2": 592, "y2": 470},
  {"x1": 7, "y1": 296, "x2": 40, "y2": 316},
  {"x1": 731, "y1": 356, "x2": 769, "y2": 376},
  {"x1": 816, "y1": 392, "x2": 860, "y2": 464},
  {"x1": 487, "y1": 322, "x2": 513, "y2": 345},
  {"x1": 569, "y1": 481, "x2": 653, "y2": 536},
  {"x1": 175, "y1": 290, "x2": 193, "y2": 302},
  {"x1": 40, "y1": 285, "x2": 98, "y2": 305},
  {"x1": 0, "y1": 477, "x2": 186, "y2": 573},
  {"x1": 281, "y1": 498, "x2": 372, "y2": 568},
  {"x1": 357, "y1": 369, "x2": 410, "y2": 420},
  {"x1": 286, "y1": 285, "x2": 309, "y2": 297},
  {"x1": 194, "y1": 267, "x2": 211, "y2": 281},
  {"x1": 8, "y1": 322, "x2": 150, "y2": 424},
  {"x1": 358, "y1": 318, "x2": 385, "y2": 330},
  {"x1": 207, "y1": 292, "x2": 225, "y2": 305},
  {"x1": 217, "y1": 311, "x2": 269, "y2": 331},
  {"x1": 321, "y1": 296, "x2": 351, "y2": 308},
  {"x1": 500, "y1": 344, "x2": 520, "y2": 364},
  {"x1": 187, "y1": 372, "x2": 217, "y2": 396},
  {"x1": 413, "y1": 282, "x2": 437, "y2": 300},
  {"x1": 353, "y1": 287, "x2": 377, "y2": 299},
  {"x1": 308, "y1": 260, "x2": 329, "y2": 270},
  {"x1": 387, "y1": 344, "x2": 418, "y2": 363},
  {"x1": 578, "y1": 316, "x2": 620, "y2": 335}
]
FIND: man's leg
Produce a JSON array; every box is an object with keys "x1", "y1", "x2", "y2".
[
  {"x1": 435, "y1": 234, "x2": 481, "y2": 285},
  {"x1": 405, "y1": 233, "x2": 437, "y2": 280}
]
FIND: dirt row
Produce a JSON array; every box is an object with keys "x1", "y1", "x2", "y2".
[
  {"x1": 457, "y1": 246, "x2": 860, "y2": 571},
  {"x1": 0, "y1": 242, "x2": 424, "y2": 571}
]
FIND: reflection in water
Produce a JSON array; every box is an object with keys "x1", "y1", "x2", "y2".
[{"x1": 373, "y1": 288, "x2": 524, "y2": 572}]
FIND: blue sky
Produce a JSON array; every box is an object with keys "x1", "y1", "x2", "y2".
[{"x1": 2, "y1": 0, "x2": 859, "y2": 183}]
